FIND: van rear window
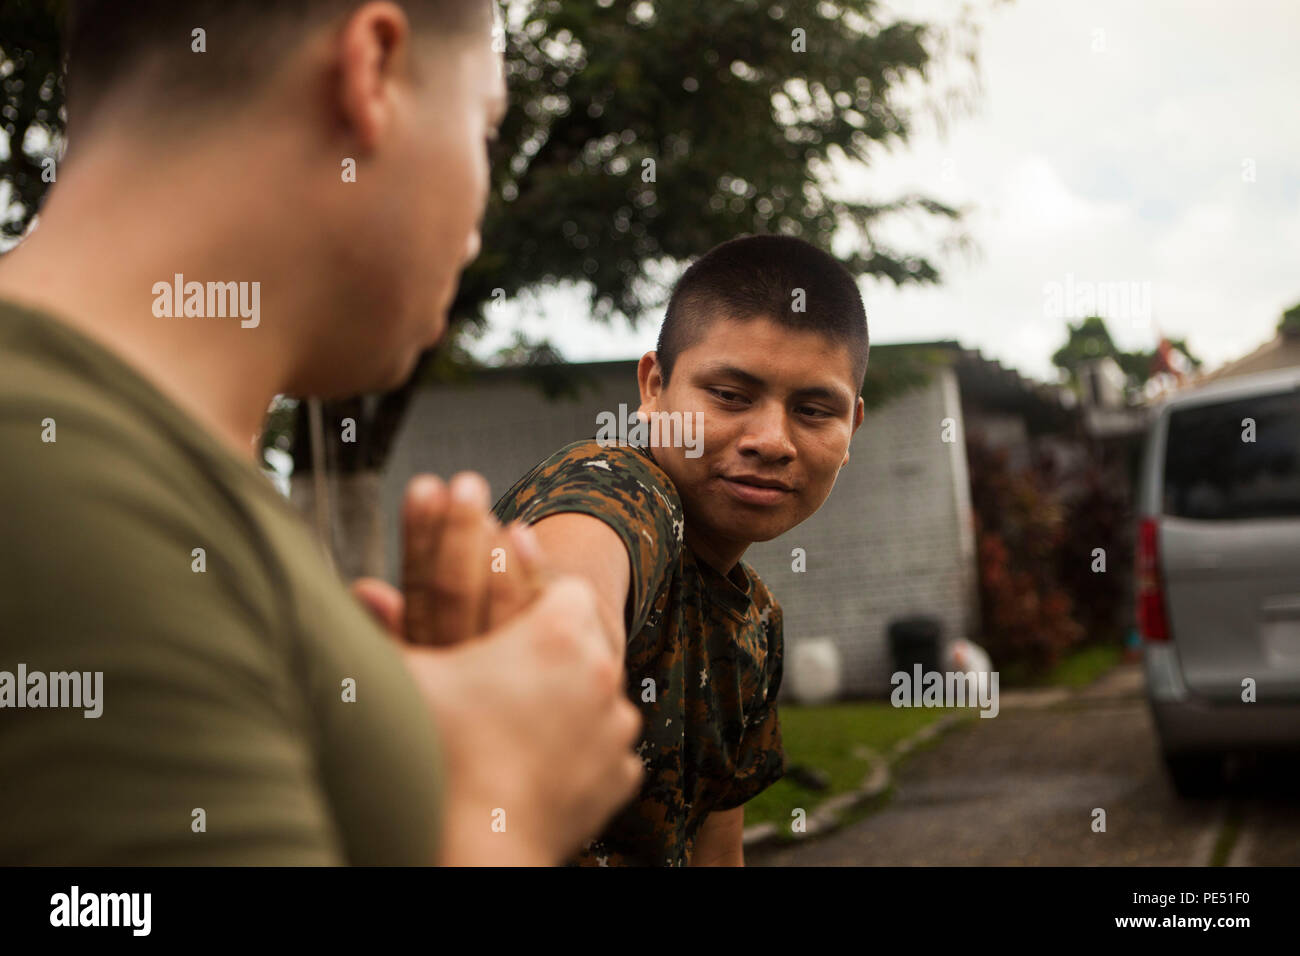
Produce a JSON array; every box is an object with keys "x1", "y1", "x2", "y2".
[{"x1": 1163, "y1": 389, "x2": 1300, "y2": 519}]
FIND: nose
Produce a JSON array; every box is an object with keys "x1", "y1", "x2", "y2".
[{"x1": 736, "y1": 400, "x2": 797, "y2": 464}]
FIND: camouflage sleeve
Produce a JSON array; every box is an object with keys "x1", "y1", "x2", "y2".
[
  {"x1": 715, "y1": 599, "x2": 787, "y2": 811},
  {"x1": 492, "y1": 439, "x2": 684, "y2": 637}
]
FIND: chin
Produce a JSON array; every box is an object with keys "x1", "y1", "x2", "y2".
[
  {"x1": 737, "y1": 519, "x2": 796, "y2": 544},
  {"x1": 423, "y1": 309, "x2": 451, "y2": 349},
  {"x1": 382, "y1": 346, "x2": 424, "y2": 389},
  {"x1": 712, "y1": 506, "x2": 797, "y2": 545},
  {"x1": 340, "y1": 347, "x2": 421, "y2": 396}
]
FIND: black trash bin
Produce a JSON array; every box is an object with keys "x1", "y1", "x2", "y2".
[{"x1": 888, "y1": 616, "x2": 944, "y2": 677}]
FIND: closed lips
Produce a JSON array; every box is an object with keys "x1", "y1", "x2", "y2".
[{"x1": 725, "y1": 475, "x2": 793, "y2": 491}]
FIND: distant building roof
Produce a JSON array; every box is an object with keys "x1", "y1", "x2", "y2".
[{"x1": 1198, "y1": 331, "x2": 1300, "y2": 385}]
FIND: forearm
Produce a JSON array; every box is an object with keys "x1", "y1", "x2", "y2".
[{"x1": 691, "y1": 807, "x2": 745, "y2": 865}]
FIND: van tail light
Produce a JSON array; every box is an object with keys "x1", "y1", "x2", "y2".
[{"x1": 1136, "y1": 517, "x2": 1171, "y2": 642}]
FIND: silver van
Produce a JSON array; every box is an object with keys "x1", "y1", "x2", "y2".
[{"x1": 1137, "y1": 367, "x2": 1300, "y2": 796}]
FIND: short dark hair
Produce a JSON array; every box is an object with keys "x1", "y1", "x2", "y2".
[
  {"x1": 64, "y1": 1, "x2": 492, "y2": 122},
  {"x1": 656, "y1": 235, "x2": 870, "y2": 393}
]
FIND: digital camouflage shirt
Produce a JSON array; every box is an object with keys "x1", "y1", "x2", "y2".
[{"x1": 493, "y1": 438, "x2": 786, "y2": 866}]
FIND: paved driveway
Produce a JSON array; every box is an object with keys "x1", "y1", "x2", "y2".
[{"x1": 750, "y1": 665, "x2": 1300, "y2": 866}]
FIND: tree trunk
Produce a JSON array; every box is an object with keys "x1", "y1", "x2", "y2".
[
  {"x1": 287, "y1": 377, "x2": 425, "y2": 581},
  {"x1": 291, "y1": 469, "x2": 388, "y2": 581}
]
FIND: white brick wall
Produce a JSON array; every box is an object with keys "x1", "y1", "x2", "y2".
[
  {"x1": 381, "y1": 361, "x2": 977, "y2": 698},
  {"x1": 381, "y1": 368, "x2": 645, "y2": 578}
]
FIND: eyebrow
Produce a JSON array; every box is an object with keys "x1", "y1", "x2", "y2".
[
  {"x1": 697, "y1": 363, "x2": 854, "y2": 411},
  {"x1": 700, "y1": 363, "x2": 765, "y2": 389}
]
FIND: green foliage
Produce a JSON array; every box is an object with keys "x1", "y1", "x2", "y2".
[
  {"x1": 491, "y1": 332, "x2": 597, "y2": 401},
  {"x1": 1052, "y1": 315, "x2": 1201, "y2": 393},
  {"x1": 966, "y1": 431, "x2": 1084, "y2": 676},
  {"x1": 453, "y1": 0, "x2": 973, "y2": 339},
  {"x1": 1050, "y1": 316, "x2": 1116, "y2": 370},
  {"x1": 1279, "y1": 301, "x2": 1300, "y2": 337},
  {"x1": 1041, "y1": 644, "x2": 1122, "y2": 689},
  {"x1": 0, "y1": 0, "x2": 67, "y2": 243},
  {"x1": 858, "y1": 343, "x2": 950, "y2": 411},
  {"x1": 261, "y1": 396, "x2": 298, "y2": 457},
  {"x1": 1053, "y1": 458, "x2": 1133, "y2": 647}
]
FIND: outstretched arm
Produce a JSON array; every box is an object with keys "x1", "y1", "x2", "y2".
[{"x1": 528, "y1": 513, "x2": 632, "y2": 666}]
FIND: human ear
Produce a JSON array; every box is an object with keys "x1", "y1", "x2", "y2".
[
  {"x1": 637, "y1": 351, "x2": 664, "y2": 414},
  {"x1": 336, "y1": 3, "x2": 412, "y2": 153}
]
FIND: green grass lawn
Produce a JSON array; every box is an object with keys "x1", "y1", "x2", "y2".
[
  {"x1": 1043, "y1": 643, "x2": 1124, "y2": 687},
  {"x1": 998, "y1": 642, "x2": 1125, "y2": 689},
  {"x1": 745, "y1": 701, "x2": 953, "y2": 830}
]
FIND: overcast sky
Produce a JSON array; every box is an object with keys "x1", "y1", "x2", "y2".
[{"x1": 471, "y1": 0, "x2": 1300, "y2": 383}]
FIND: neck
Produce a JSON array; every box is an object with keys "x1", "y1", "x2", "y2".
[
  {"x1": 684, "y1": 525, "x2": 748, "y2": 580},
  {"x1": 0, "y1": 132, "x2": 306, "y2": 462}
]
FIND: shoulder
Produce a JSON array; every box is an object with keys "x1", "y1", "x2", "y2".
[
  {"x1": 495, "y1": 439, "x2": 686, "y2": 634},
  {"x1": 496, "y1": 438, "x2": 683, "y2": 528},
  {"x1": 535, "y1": 438, "x2": 679, "y2": 495},
  {"x1": 0, "y1": 340, "x2": 295, "y2": 669}
]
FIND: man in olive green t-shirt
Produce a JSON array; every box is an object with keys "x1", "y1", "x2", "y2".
[
  {"x1": 1, "y1": 299, "x2": 450, "y2": 863},
  {"x1": 0, "y1": 0, "x2": 641, "y2": 865}
]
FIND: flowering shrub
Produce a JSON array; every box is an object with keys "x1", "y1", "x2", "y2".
[{"x1": 966, "y1": 431, "x2": 1084, "y2": 675}]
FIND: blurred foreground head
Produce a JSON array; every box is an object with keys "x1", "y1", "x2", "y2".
[{"x1": 60, "y1": 0, "x2": 505, "y2": 394}]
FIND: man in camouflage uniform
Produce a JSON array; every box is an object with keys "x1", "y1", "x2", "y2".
[
  {"x1": 495, "y1": 438, "x2": 785, "y2": 865},
  {"x1": 493, "y1": 235, "x2": 869, "y2": 866}
]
